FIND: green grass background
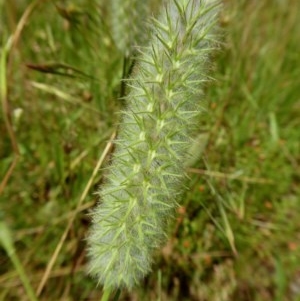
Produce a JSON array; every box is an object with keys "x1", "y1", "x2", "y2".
[{"x1": 1, "y1": 0, "x2": 299, "y2": 300}]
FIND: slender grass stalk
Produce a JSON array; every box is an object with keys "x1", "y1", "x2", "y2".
[
  {"x1": 0, "y1": 222, "x2": 38, "y2": 301},
  {"x1": 88, "y1": 0, "x2": 221, "y2": 290},
  {"x1": 100, "y1": 287, "x2": 112, "y2": 301},
  {"x1": 99, "y1": 287, "x2": 121, "y2": 301}
]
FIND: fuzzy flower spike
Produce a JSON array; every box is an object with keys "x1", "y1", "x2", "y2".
[{"x1": 88, "y1": 0, "x2": 220, "y2": 290}]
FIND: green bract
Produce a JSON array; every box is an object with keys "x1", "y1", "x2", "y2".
[{"x1": 88, "y1": 0, "x2": 220, "y2": 290}]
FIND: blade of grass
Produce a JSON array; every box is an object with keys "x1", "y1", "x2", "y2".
[
  {"x1": 0, "y1": 222, "x2": 38, "y2": 301},
  {"x1": 30, "y1": 81, "x2": 101, "y2": 114},
  {"x1": 37, "y1": 131, "x2": 116, "y2": 296},
  {"x1": 206, "y1": 179, "x2": 238, "y2": 256},
  {"x1": 187, "y1": 167, "x2": 274, "y2": 184},
  {"x1": 0, "y1": 35, "x2": 19, "y2": 195}
]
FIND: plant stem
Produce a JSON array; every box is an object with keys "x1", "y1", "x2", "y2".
[{"x1": 100, "y1": 288, "x2": 112, "y2": 301}]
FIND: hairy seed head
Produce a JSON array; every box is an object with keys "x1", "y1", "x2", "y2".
[{"x1": 88, "y1": 0, "x2": 221, "y2": 290}]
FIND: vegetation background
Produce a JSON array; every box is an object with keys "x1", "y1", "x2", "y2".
[{"x1": 0, "y1": 0, "x2": 299, "y2": 300}]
